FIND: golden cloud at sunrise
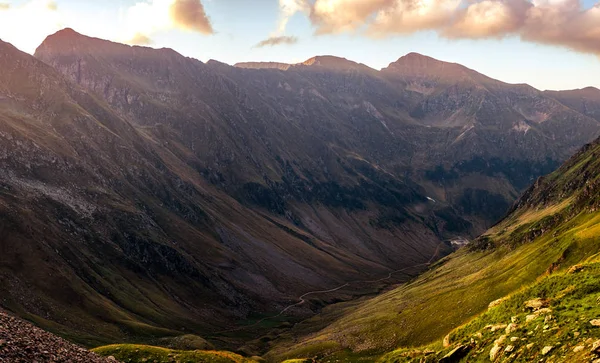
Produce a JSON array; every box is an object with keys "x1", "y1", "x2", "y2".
[
  {"x1": 124, "y1": 0, "x2": 213, "y2": 44},
  {"x1": 271, "y1": 0, "x2": 600, "y2": 55}
]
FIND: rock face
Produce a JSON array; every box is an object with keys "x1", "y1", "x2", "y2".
[
  {"x1": 0, "y1": 27, "x2": 599, "y2": 348},
  {"x1": 0, "y1": 310, "x2": 116, "y2": 362}
]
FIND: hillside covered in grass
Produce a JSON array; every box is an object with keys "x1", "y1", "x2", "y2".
[
  {"x1": 380, "y1": 261, "x2": 600, "y2": 362},
  {"x1": 93, "y1": 344, "x2": 255, "y2": 363},
  {"x1": 261, "y1": 137, "x2": 600, "y2": 361}
]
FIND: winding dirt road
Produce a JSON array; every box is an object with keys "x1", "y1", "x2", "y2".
[{"x1": 214, "y1": 242, "x2": 445, "y2": 335}]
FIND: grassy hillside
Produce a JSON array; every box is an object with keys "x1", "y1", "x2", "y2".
[
  {"x1": 263, "y1": 138, "x2": 600, "y2": 361},
  {"x1": 93, "y1": 344, "x2": 255, "y2": 363},
  {"x1": 380, "y1": 259, "x2": 600, "y2": 362}
]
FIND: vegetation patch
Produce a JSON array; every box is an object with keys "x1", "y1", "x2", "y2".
[
  {"x1": 92, "y1": 344, "x2": 253, "y2": 363},
  {"x1": 379, "y1": 261, "x2": 600, "y2": 362}
]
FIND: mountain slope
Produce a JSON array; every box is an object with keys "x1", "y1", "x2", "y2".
[
  {"x1": 0, "y1": 28, "x2": 599, "y2": 355},
  {"x1": 0, "y1": 34, "x2": 457, "y2": 350},
  {"x1": 265, "y1": 136, "x2": 600, "y2": 361},
  {"x1": 545, "y1": 87, "x2": 600, "y2": 122},
  {"x1": 35, "y1": 31, "x2": 600, "y2": 238},
  {"x1": 380, "y1": 261, "x2": 600, "y2": 362}
]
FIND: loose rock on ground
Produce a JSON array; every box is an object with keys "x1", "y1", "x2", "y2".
[{"x1": 0, "y1": 310, "x2": 117, "y2": 362}]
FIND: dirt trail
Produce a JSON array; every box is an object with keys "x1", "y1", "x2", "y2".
[{"x1": 215, "y1": 242, "x2": 445, "y2": 334}]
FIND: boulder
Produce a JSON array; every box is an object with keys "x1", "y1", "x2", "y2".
[
  {"x1": 505, "y1": 323, "x2": 518, "y2": 334},
  {"x1": 591, "y1": 340, "x2": 600, "y2": 354},
  {"x1": 541, "y1": 346, "x2": 554, "y2": 355},
  {"x1": 568, "y1": 265, "x2": 584, "y2": 274},
  {"x1": 488, "y1": 298, "x2": 506, "y2": 309},
  {"x1": 524, "y1": 298, "x2": 548, "y2": 311},
  {"x1": 489, "y1": 344, "x2": 502, "y2": 361},
  {"x1": 443, "y1": 334, "x2": 451, "y2": 348},
  {"x1": 486, "y1": 324, "x2": 507, "y2": 332}
]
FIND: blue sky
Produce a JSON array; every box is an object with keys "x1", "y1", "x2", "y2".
[{"x1": 1, "y1": 0, "x2": 599, "y2": 91}]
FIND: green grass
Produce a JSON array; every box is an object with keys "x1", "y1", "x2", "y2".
[
  {"x1": 92, "y1": 344, "x2": 254, "y2": 363},
  {"x1": 379, "y1": 261, "x2": 600, "y2": 362},
  {"x1": 266, "y1": 200, "x2": 600, "y2": 361}
]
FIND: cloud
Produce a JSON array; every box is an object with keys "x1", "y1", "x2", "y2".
[
  {"x1": 123, "y1": 0, "x2": 213, "y2": 42},
  {"x1": 0, "y1": 0, "x2": 63, "y2": 53},
  {"x1": 444, "y1": 0, "x2": 531, "y2": 39},
  {"x1": 269, "y1": 0, "x2": 600, "y2": 56},
  {"x1": 169, "y1": 0, "x2": 213, "y2": 34},
  {"x1": 275, "y1": 0, "x2": 309, "y2": 34},
  {"x1": 310, "y1": 0, "x2": 393, "y2": 34},
  {"x1": 368, "y1": 0, "x2": 461, "y2": 36},
  {"x1": 127, "y1": 33, "x2": 154, "y2": 45},
  {"x1": 521, "y1": 0, "x2": 600, "y2": 55},
  {"x1": 255, "y1": 0, "x2": 304, "y2": 48},
  {"x1": 254, "y1": 35, "x2": 299, "y2": 48}
]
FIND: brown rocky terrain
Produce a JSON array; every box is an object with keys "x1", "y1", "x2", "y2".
[{"x1": 0, "y1": 310, "x2": 116, "y2": 362}]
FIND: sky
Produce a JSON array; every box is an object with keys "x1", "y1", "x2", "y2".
[{"x1": 0, "y1": 0, "x2": 599, "y2": 91}]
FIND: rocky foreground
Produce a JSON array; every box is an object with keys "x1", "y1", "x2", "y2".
[{"x1": 0, "y1": 310, "x2": 117, "y2": 362}]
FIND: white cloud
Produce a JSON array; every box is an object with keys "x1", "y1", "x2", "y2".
[
  {"x1": 123, "y1": 0, "x2": 212, "y2": 44},
  {"x1": 275, "y1": 0, "x2": 308, "y2": 35},
  {"x1": 0, "y1": 0, "x2": 63, "y2": 53}
]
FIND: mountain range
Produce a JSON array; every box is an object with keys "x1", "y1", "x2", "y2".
[{"x1": 1, "y1": 28, "x2": 600, "y2": 356}]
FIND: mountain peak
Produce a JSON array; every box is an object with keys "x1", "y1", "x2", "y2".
[
  {"x1": 384, "y1": 52, "x2": 463, "y2": 74},
  {"x1": 300, "y1": 55, "x2": 373, "y2": 72},
  {"x1": 51, "y1": 27, "x2": 81, "y2": 39},
  {"x1": 581, "y1": 86, "x2": 600, "y2": 95},
  {"x1": 35, "y1": 27, "x2": 111, "y2": 57},
  {"x1": 400, "y1": 52, "x2": 438, "y2": 62},
  {"x1": 35, "y1": 28, "x2": 187, "y2": 66},
  {"x1": 380, "y1": 52, "x2": 492, "y2": 86}
]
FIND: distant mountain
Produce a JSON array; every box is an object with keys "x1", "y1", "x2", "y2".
[
  {"x1": 234, "y1": 62, "x2": 291, "y2": 70},
  {"x1": 544, "y1": 87, "x2": 600, "y2": 122},
  {"x1": 0, "y1": 27, "x2": 597, "y2": 352}
]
